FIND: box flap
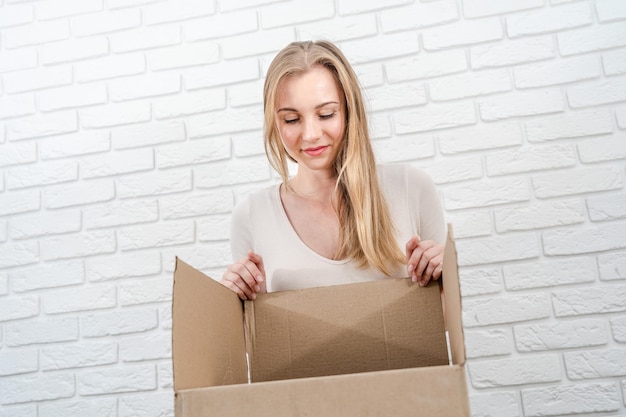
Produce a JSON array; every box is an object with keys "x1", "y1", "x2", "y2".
[
  {"x1": 442, "y1": 225, "x2": 466, "y2": 365},
  {"x1": 172, "y1": 258, "x2": 248, "y2": 391},
  {"x1": 245, "y1": 276, "x2": 448, "y2": 382}
]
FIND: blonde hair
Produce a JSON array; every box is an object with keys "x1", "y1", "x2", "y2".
[{"x1": 263, "y1": 40, "x2": 405, "y2": 276}]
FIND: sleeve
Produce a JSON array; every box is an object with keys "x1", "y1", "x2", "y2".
[
  {"x1": 407, "y1": 165, "x2": 446, "y2": 245},
  {"x1": 229, "y1": 194, "x2": 254, "y2": 262}
]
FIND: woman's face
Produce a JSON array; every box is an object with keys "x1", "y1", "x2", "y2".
[{"x1": 275, "y1": 66, "x2": 346, "y2": 177}]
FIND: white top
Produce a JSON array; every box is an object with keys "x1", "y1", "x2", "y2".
[{"x1": 230, "y1": 163, "x2": 446, "y2": 292}]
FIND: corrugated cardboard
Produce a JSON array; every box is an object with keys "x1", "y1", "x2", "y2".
[{"x1": 172, "y1": 225, "x2": 469, "y2": 416}]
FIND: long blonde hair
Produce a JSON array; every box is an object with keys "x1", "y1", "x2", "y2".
[{"x1": 263, "y1": 40, "x2": 405, "y2": 275}]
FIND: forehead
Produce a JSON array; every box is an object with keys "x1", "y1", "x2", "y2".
[{"x1": 276, "y1": 66, "x2": 343, "y2": 106}]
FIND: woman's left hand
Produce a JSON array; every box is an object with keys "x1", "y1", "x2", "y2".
[{"x1": 405, "y1": 236, "x2": 444, "y2": 287}]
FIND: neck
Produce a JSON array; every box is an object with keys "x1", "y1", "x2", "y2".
[{"x1": 289, "y1": 170, "x2": 338, "y2": 202}]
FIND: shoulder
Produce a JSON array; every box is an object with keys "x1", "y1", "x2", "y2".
[
  {"x1": 377, "y1": 163, "x2": 435, "y2": 188},
  {"x1": 232, "y1": 183, "x2": 279, "y2": 218}
]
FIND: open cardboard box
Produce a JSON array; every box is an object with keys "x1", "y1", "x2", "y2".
[{"x1": 172, "y1": 225, "x2": 469, "y2": 416}]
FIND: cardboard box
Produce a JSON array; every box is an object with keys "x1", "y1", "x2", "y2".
[{"x1": 172, "y1": 226, "x2": 469, "y2": 416}]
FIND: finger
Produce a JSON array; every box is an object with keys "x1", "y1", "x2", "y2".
[
  {"x1": 405, "y1": 236, "x2": 420, "y2": 261},
  {"x1": 247, "y1": 251, "x2": 266, "y2": 283},
  {"x1": 234, "y1": 261, "x2": 261, "y2": 293},
  {"x1": 220, "y1": 277, "x2": 250, "y2": 301}
]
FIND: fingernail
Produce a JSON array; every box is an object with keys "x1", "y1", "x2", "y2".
[
  {"x1": 256, "y1": 276, "x2": 264, "y2": 282},
  {"x1": 250, "y1": 293, "x2": 256, "y2": 300},
  {"x1": 420, "y1": 280, "x2": 426, "y2": 287},
  {"x1": 407, "y1": 264, "x2": 413, "y2": 274},
  {"x1": 254, "y1": 285, "x2": 260, "y2": 292}
]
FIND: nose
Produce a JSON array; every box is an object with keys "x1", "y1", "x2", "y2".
[{"x1": 302, "y1": 116, "x2": 321, "y2": 143}]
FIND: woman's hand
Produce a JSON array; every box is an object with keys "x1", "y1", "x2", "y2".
[
  {"x1": 405, "y1": 236, "x2": 444, "y2": 287},
  {"x1": 220, "y1": 251, "x2": 266, "y2": 300}
]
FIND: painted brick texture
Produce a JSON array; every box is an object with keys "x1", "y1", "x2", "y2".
[{"x1": 0, "y1": 1, "x2": 625, "y2": 417}]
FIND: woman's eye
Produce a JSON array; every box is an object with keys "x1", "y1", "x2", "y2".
[
  {"x1": 320, "y1": 112, "x2": 335, "y2": 120},
  {"x1": 284, "y1": 118, "x2": 299, "y2": 124}
]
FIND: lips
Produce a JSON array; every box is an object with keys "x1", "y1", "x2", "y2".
[{"x1": 303, "y1": 145, "x2": 329, "y2": 156}]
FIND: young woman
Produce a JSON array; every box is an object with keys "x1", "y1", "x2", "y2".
[{"x1": 220, "y1": 40, "x2": 446, "y2": 300}]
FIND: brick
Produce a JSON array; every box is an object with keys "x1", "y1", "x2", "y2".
[
  {"x1": 80, "y1": 102, "x2": 151, "y2": 128},
  {"x1": 42, "y1": 341, "x2": 117, "y2": 370},
  {"x1": 109, "y1": 72, "x2": 180, "y2": 102},
  {"x1": 603, "y1": 49, "x2": 626, "y2": 75},
  {"x1": 430, "y1": 68, "x2": 511, "y2": 101},
  {"x1": 119, "y1": 278, "x2": 173, "y2": 306},
  {"x1": 117, "y1": 170, "x2": 192, "y2": 198},
  {"x1": 228, "y1": 79, "x2": 265, "y2": 107},
  {"x1": 86, "y1": 252, "x2": 161, "y2": 282},
  {"x1": 44, "y1": 179, "x2": 115, "y2": 209},
  {"x1": 0, "y1": 242, "x2": 39, "y2": 269},
  {"x1": 188, "y1": 107, "x2": 263, "y2": 138},
  {"x1": 0, "y1": 190, "x2": 40, "y2": 216},
  {"x1": 496, "y1": 199, "x2": 585, "y2": 233},
  {"x1": 185, "y1": 58, "x2": 259, "y2": 90},
  {"x1": 81, "y1": 308, "x2": 158, "y2": 337},
  {"x1": 0, "y1": 93, "x2": 35, "y2": 119},
  {"x1": 568, "y1": 75, "x2": 626, "y2": 108},
  {"x1": 579, "y1": 134, "x2": 626, "y2": 163},
  {"x1": 340, "y1": 32, "x2": 420, "y2": 64},
  {"x1": 0, "y1": 295, "x2": 38, "y2": 322},
  {"x1": 445, "y1": 211, "x2": 492, "y2": 239},
  {"x1": 558, "y1": 21, "x2": 626, "y2": 56},
  {"x1": 195, "y1": 158, "x2": 271, "y2": 188},
  {"x1": 10, "y1": 209, "x2": 81, "y2": 240},
  {"x1": 39, "y1": 398, "x2": 117, "y2": 417},
  {"x1": 84, "y1": 200, "x2": 158, "y2": 230},
  {"x1": 522, "y1": 382, "x2": 620, "y2": 416},
  {"x1": 160, "y1": 190, "x2": 233, "y2": 220},
  {"x1": 514, "y1": 54, "x2": 601, "y2": 88},
  {"x1": 7, "y1": 160, "x2": 77, "y2": 190},
  {"x1": 0, "y1": 373, "x2": 74, "y2": 405},
  {"x1": 381, "y1": 0, "x2": 458, "y2": 32},
  {"x1": 44, "y1": 285, "x2": 116, "y2": 314},
  {"x1": 515, "y1": 318, "x2": 608, "y2": 352},
  {"x1": 114, "y1": 121, "x2": 186, "y2": 151},
  {"x1": 471, "y1": 35, "x2": 555, "y2": 69},
  {"x1": 0, "y1": 273, "x2": 7, "y2": 295},
  {"x1": 544, "y1": 222, "x2": 626, "y2": 255},
  {"x1": 154, "y1": 89, "x2": 226, "y2": 119},
  {"x1": 299, "y1": 14, "x2": 376, "y2": 42},
  {"x1": 565, "y1": 348, "x2": 626, "y2": 379},
  {"x1": 465, "y1": 329, "x2": 512, "y2": 359},
  {"x1": 79, "y1": 148, "x2": 154, "y2": 179},
  {"x1": 220, "y1": 0, "x2": 282, "y2": 12},
  {"x1": 0, "y1": 349, "x2": 38, "y2": 376},
  {"x1": 463, "y1": 293, "x2": 550, "y2": 327},
  {"x1": 120, "y1": 332, "x2": 171, "y2": 362},
  {"x1": 79, "y1": 364, "x2": 157, "y2": 395},
  {"x1": 4, "y1": 20, "x2": 69, "y2": 48},
  {"x1": 444, "y1": 177, "x2": 530, "y2": 211},
  {"x1": 148, "y1": 41, "x2": 219, "y2": 71},
  {"x1": 507, "y1": 2, "x2": 592, "y2": 37},
  {"x1": 0, "y1": 48, "x2": 37, "y2": 73},
  {"x1": 156, "y1": 137, "x2": 230, "y2": 169},
  {"x1": 487, "y1": 144, "x2": 575, "y2": 176},
  {"x1": 158, "y1": 361, "x2": 173, "y2": 387},
  {"x1": 110, "y1": 24, "x2": 181, "y2": 53},
  {"x1": 4, "y1": 317, "x2": 78, "y2": 347},
  {"x1": 367, "y1": 82, "x2": 426, "y2": 111},
  {"x1": 438, "y1": 122, "x2": 523, "y2": 154},
  {"x1": 0, "y1": 4, "x2": 33, "y2": 28},
  {"x1": 42, "y1": 231, "x2": 116, "y2": 261},
  {"x1": 533, "y1": 166, "x2": 622, "y2": 198},
  {"x1": 220, "y1": 26, "x2": 294, "y2": 60},
  {"x1": 422, "y1": 17, "x2": 502, "y2": 51},
  {"x1": 596, "y1": 0, "x2": 626, "y2": 22},
  {"x1": 261, "y1": 0, "x2": 333, "y2": 28},
  {"x1": 0, "y1": 141, "x2": 36, "y2": 168},
  {"x1": 119, "y1": 220, "x2": 194, "y2": 251},
  {"x1": 618, "y1": 106, "x2": 626, "y2": 128},
  {"x1": 611, "y1": 316, "x2": 626, "y2": 342},
  {"x1": 162, "y1": 242, "x2": 232, "y2": 272},
  {"x1": 456, "y1": 233, "x2": 539, "y2": 268},
  {"x1": 386, "y1": 50, "x2": 467, "y2": 83},
  {"x1": 0, "y1": 404, "x2": 36, "y2": 417},
  {"x1": 599, "y1": 252, "x2": 626, "y2": 281},
  {"x1": 552, "y1": 285, "x2": 626, "y2": 317},
  {"x1": 40, "y1": 131, "x2": 110, "y2": 160},
  {"x1": 37, "y1": 84, "x2": 107, "y2": 111},
  {"x1": 198, "y1": 215, "x2": 231, "y2": 241},
  {"x1": 78, "y1": 53, "x2": 145, "y2": 83},
  {"x1": 395, "y1": 101, "x2": 476, "y2": 134},
  {"x1": 369, "y1": 113, "x2": 393, "y2": 140},
  {"x1": 11, "y1": 261, "x2": 84, "y2": 292},
  {"x1": 464, "y1": 0, "x2": 543, "y2": 17},
  {"x1": 415, "y1": 156, "x2": 482, "y2": 184},
  {"x1": 71, "y1": 8, "x2": 141, "y2": 36},
  {"x1": 470, "y1": 391, "x2": 521, "y2": 417},
  {"x1": 504, "y1": 256, "x2": 595, "y2": 290},
  {"x1": 36, "y1": 0, "x2": 102, "y2": 20},
  {"x1": 184, "y1": 9, "x2": 258, "y2": 41},
  {"x1": 469, "y1": 355, "x2": 561, "y2": 388},
  {"x1": 231, "y1": 133, "x2": 264, "y2": 158},
  {"x1": 159, "y1": 305, "x2": 172, "y2": 330},
  {"x1": 338, "y1": 0, "x2": 410, "y2": 15},
  {"x1": 119, "y1": 393, "x2": 174, "y2": 417},
  {"x1": 372, "y1": 136, "x2": 435, "y2": 164},
  {"x1": 525, "y1": 109, "x2": 613, "y2": 142},
  {"x1": 479, "y1": 89, "x2": 564, "y2": 121},
  {"x1": 143, "y1": 0, "x2": 215, "y2": 25},
  {"x1": 7, "y1": 110, "x2": 77, "y2": 141}
]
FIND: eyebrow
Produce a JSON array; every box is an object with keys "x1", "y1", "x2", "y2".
[{"x1": 277, "y1": 101, "x2": 340, "y2": 113}]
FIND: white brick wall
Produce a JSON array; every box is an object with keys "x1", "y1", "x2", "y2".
[{"x1": 0, "y1": 1, "x2": 624, "y2": 416}]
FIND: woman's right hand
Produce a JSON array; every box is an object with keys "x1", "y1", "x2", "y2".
[{"x1": 220, "y1": 251, "x2": 266, "y2": 300}]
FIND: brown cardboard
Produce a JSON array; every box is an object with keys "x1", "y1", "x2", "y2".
[{"x1": 172, "y1": 225, "x2": 469, "y2": 416}]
